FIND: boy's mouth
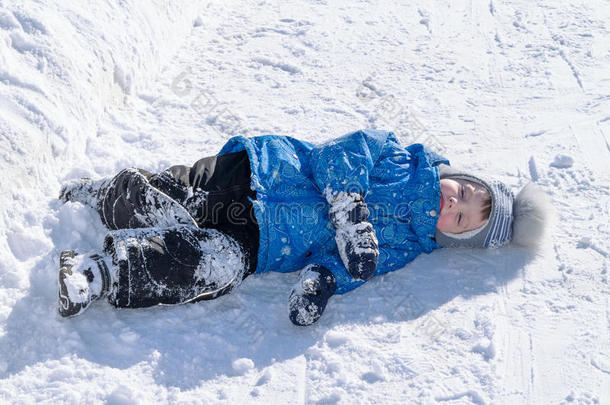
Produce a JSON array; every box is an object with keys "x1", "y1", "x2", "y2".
[{"x1": 439, "y1": 192, "x2": 444, "y2": 213}]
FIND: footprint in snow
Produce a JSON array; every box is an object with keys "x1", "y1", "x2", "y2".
[{"x1": 550, "y1": 154, "x2": 574, "y2": 169}]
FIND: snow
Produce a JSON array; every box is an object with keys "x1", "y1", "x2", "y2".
[
  {"x1": 232, "y1": 358, "x2": 255, "y2": 376},
  {"x1": 1, "y1": 0, "x2": 609, "y2": 403}
]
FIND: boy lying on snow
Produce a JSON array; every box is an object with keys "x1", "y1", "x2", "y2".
[{"x1": 57, "y1": 129, "x2": 550, "y2": 326}]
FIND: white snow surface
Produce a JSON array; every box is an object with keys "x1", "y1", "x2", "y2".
[{"x1": 1, "y1": 0, "x2": 609, "y2": 403}]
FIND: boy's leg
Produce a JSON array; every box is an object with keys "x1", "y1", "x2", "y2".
[
  {"x1": 60, "y1": 150, "x2": 252, "y2": 231},
  {"x1": 57, "y1": 150, "x2": 259, "y2": 312},
  {"x1": 147, "y1": 150, "x2": 256, "y2": 224},
  {"x1": 96, "y1": 168, "x2": 197, "y2": 230},
  {"x1": 147, "y1": 150, "x2": 259, "y2": 276},
  {"x1": 102, "y1": 225, "x2": 250, "y2": 308},
  {"x1": 59, "y1": 177, "x2": 110, "y2": 208},
  {"x1": 60, "y1": 168, "x2": 196, "y2": 230}
]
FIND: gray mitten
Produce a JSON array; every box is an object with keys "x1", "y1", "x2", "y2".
[
  {"x1": 288, "y1": 264, "x2": 337, "y2": 326},
  {"x1": 328, "y1": 192, "x2": 379, "y2": 281}
]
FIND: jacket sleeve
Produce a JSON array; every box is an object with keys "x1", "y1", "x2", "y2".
[{"x1": 309, "y1": 129, "x2": 391, "y2": 202}]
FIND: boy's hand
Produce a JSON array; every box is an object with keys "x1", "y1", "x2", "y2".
[
  {"x1": 328, "y1": 192, "x2": 379, "y2": 281},
  {"x1": 335, "y1": 222, "x2": 379, "y2": 281},
  {"x1": 289, "y1": 264, "x2": 337, "y2": 326},
  {"x1": 328, "y1": 191, "x2": 370, "y2": 226}
]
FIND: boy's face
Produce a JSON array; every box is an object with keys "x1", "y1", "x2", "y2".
[{"x1": 436, "y1": 178, "x2": 489, "y2": 234}]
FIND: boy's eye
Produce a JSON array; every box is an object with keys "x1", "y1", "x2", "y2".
[
  {"x1": 458, "y1": 212, "x2": 462, "y2": 225},
  {"x1": 461, "y1": 186, "x2": 464, "y2": 199}
]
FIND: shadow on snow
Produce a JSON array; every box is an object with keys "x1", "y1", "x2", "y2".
[{"x1": 0, "y1": 201, "x2": 530, "y2": 391}]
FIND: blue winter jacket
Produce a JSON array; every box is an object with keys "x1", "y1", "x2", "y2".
[{"x1": 218, "y1": 129, "x2": 449, "y2": 294}]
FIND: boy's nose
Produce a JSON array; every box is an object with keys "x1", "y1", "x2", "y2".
[{"x1": 448, "y1": 196, "x2": 457, "y2": 208}]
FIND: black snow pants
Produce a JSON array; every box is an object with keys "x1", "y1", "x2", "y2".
[{"x1": 96, "y1": 150, "x2": 259, "y2": 308}]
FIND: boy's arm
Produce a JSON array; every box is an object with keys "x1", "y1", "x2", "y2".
[
  {"x1": 309, "y1": 129, "x2": 389, "y2": 201},
  {"x1": 327, "y1": 191, "x2": 378, "y2": 281},
  {"x1": 309, "y1": 129, "x2": 391, "y2": 281}
]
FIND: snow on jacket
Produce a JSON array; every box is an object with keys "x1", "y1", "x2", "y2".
[{"x1": 217, "y1": 129, "x2": 449, "y2": 294}]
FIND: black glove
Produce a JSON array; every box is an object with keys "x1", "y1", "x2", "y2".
[
  {"x1": 289, "y1": 264, "x2": 337, "y2": 326},
  {"x1": 328, "y1": 192, "x2": 379, "y2": 281}
]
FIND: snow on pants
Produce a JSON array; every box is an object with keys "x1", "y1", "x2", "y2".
[{"x1": 95, "y1": 150, "x2": 260, "y2": 308}]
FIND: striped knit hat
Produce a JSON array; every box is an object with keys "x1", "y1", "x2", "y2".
[{"x1": 434, "y1": 167, "x2": 514, "y2": 249}]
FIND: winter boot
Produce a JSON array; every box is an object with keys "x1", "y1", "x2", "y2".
[
  {"x1": 59, "y1": 177, "x2": 109, "y2": 208},
  {"x1": 58, "y1": 250, "x2": 112, "y2": 317}
]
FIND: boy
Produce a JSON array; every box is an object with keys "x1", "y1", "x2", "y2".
[{"x1": 57, "y1": 129, "x2": 549, "y2": 326}]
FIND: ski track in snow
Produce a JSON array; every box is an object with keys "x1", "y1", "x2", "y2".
[{"x1": 1, "y1": 0, "x2": 609, "y2": 403}]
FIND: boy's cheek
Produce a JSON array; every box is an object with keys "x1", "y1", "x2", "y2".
[{"x1": 435, "y1": 216, "x2": 451, "y2": 232}]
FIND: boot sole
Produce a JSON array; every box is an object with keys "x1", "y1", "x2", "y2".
[{"x1": 58, "y1": 250, "x2": 89, "y2": 318}]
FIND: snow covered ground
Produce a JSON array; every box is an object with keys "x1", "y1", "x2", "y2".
[{"x1": 1, "y1": 0, "x2": 609, "y2": 403}]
